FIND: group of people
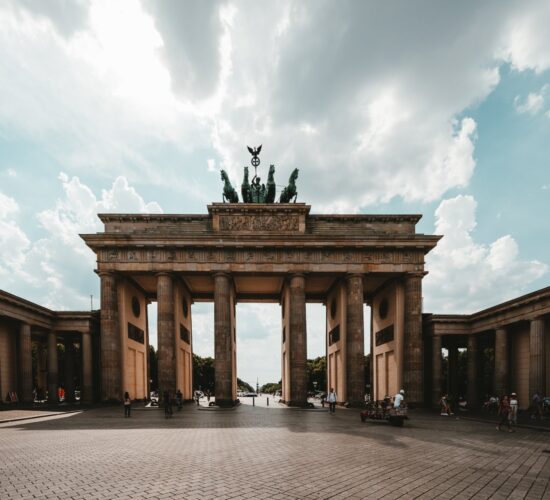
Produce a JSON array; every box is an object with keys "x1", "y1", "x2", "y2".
[
  {"x1": 123, "y1": 389, "x2": 184, "y2": 418},
  {"x1": 496, "y1": 392, "x2": 519, "y2": 432}
]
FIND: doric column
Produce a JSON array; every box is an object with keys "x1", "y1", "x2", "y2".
[
  {"x1": 64, "y1": 338, "x2": 75, "y2": 402},
  {"x1": 81, "y1": 331, "x2": 93, "y2": 403},
  {"x1": 100, "y1": 271, "x2": 121, "y2": 401},
  {"x1": 214, "y1": 272, "x2": 234, "y2": 406},
  {"x1": 467, "y1": 335, "x2": 478, "y2": 407},
  {"x1": 36, "y1": 341, "x2": 47, "y2": 395},
  {"x1": 19, "y1": 323, "x2": 33, "y2": 403},
  {"x1": 432, "y1": 334, "x2": 442, "y2": 408},
  {"x1": 345, "y1": 274, "x2": 364, "y2": 406},
  {"x1": 288, "y1": 274, "x2": 307, "y2": 406},
  {"x1": 529, "y1": 317, "x2": 545, "y2": 397},
  {"x1": 157, "y1": 272, "x2": 176, "y2": 397},
  {"x1": 403, "y1": 273, "x2": 423, "y2": 404},
  {"x1": 448, "y1": 342, "x2": 458, "y2": 398},
  {"x1": 494, "y1": 328, "x2": 509, "y2": 397},
  {"x1": 47, "y1": 331, "x2": 59, "y2": 403}
]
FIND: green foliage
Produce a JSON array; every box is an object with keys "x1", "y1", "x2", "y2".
[
  {"x1": 307, "y1": 356, "x2": 327, "y2": 391},
  {"x1": 149, "y1": 345, "x2": 158, "y2": 390},
  {"x1": 193, "y1": 354, "x2": 214, "y2": 392},
  {"x1": 237, "y1": 378, "x2": 254, "y2": 392},
  {"x1": 260, "y1": 382, "x2": 281, "y2": 393},
  {"x1": 191, "y1": 353, "x2": 254, "y2": 393}
]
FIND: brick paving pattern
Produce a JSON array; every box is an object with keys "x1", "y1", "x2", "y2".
[{"x1": 1, "y1": 404, "x2": 549, "y2": 499}]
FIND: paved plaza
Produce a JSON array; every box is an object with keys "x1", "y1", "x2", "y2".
[{"x1": 1, "y1": 401, "x2": 549, "y2": 500}]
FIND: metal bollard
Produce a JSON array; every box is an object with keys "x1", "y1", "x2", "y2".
[
  {"x1": 267, "y1": 397, "x2": 269, "y2": 406},
  {"x1": 253, "y1": 396, "x2": 255, "y2": 407}
]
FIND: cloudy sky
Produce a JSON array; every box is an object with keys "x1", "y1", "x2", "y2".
[{"x1": 1, "y1": 0, "x2": 549, "y2": 385}]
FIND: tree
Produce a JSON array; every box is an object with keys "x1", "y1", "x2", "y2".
[
  {"x1": 307, "y1": 356, "x2": 327, "y2": 391},
  {"x1": 260, "y1": 381, "x2": 281, "y2": 393},
  {"x1": 192, "y1": 354, "x2": 214, "y2": 393},
  {"x1": 148, "y1": 345, "x2": 158, "y2": 390},
  {"x1": 237, "y1": 378, "x2": 254, "y2": 392}
]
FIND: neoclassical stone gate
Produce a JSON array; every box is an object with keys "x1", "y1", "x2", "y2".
[{"x1": 82, "y1": 203, "x2": 439, "y2": 406}]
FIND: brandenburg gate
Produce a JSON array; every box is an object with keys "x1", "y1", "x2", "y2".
[{"x1": 82, "y1": 209, "x2": 439, "y2": 407}]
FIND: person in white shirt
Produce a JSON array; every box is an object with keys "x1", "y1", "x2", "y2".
[
  {"x1": 394, "y1": 389, "x2": 405, "y2": 409},
  {"x1": 509, "y1": 392, "x2": 519, "y2": 426},
  {"x1": 327, "y1": 388, "x2": 337, "y2": 413}
]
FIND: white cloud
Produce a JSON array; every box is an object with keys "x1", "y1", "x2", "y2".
[
  {"x1": 424, "y1": 195, "x2": 547, "y2": 314},
  {"x1": 0, "y1": 192, "x2": 30, "y2": 276},
  {"x1": 1, "y1": 1, "x2": 550, "y2": 211},
  {"x1": 2, "y1": 174, "x2": 162, "y2": 309},
  {"x1": 514, "y1": 85, "x2": 547, "y2": 115},
  {"x1": 498, "y1": 2, "x2": 550, "y2": 74}
]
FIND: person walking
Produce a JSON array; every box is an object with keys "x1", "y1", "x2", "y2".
[
  {"x1": 176, "y1": 389, "x2": 183, "y2": 411},
  {"x1": 497, "y1": 395, "x2": 513, "y2": 432},
  {"x1": 123, "y1": 391, "x2": 131, "y2": 418},
  {"x1": 509, "y1": 392, "x2": 519, "y2": 426},
  {"x1": 531, "y1": 392, "x2": 543, "y2": 420},
  {"x1": 327, "y1": 388, "x2": 337, "y2": 413},
  {"x1": 163, "y1": 390, "x2": 173, "y2": 418}
]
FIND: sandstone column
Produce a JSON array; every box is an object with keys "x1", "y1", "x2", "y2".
[
  {"x1": 432, "y1": 334, "x2": 442, "y2": 409},
  {"x1": 19, "y1": 323, "x2": 33, "y2": 403},
  {"x1": 157, "y1": 272, "x2": 176, "y2": 398},
  {"x1": 345, "y1": 274, "x2": 365, "y2": 406},
  {"x1": 36, "y1": 341, "x2": 47, "y2": 396},
  {"x1": 64, "y1": 338, "x2": 75, "y2": 402},
  {"x1": 214, "y1": 272, "x2": 234, "y2": 406},
  {"x1": 448, "y1": 342, "x2": 458, "y2": 398},
  {"x1": 288, "y1": 274, "x2": 307, "y2": 406},
  {"x1": 100, "y1": 271, "x2": 121, "y2": 401},
  {"x1": 467, "y1": 335, "x2": 478, "y2": 407},
  {"x1": 47, "y1": 331, "x2": 59, "y2": 403},
  {"x1": 529, "y1": 317, "x2": 545, "y2": 397},
  {"x1": 81, "y1": 331, "x2": 93, "y2": 403},
  {"x1": 494, "y1": 328, "x2": 509, "y2": 397},
  {"x1": 403, "y1": 273, "x2": 423, "y2": 405}
]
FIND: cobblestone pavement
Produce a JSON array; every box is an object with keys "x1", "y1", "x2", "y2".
[{"x1": 1, "y1": 404, "x2": 549, "y2": 499}]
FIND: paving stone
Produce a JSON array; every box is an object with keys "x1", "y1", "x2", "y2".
[{"x1": 0, "y1": 407, "x2": 549, "y2": 499}]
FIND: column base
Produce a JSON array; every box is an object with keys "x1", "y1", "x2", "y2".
[
  {"x1": 282, "y1": 399, "x2": 309, "y2": 407},
  {"x1": 346, "y1": 399, "x2": 365, "y2": 408},
  {"x1": 215, "y1": 399, "x2": 237, "y2": 407}
]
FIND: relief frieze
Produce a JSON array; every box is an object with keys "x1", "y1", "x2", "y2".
[
  {"x1": 98, "y1": 247, "x2": 424, "y2": 266},
  {"x1": 218, "y1": 214, "x2": 299, "y2": 232}
]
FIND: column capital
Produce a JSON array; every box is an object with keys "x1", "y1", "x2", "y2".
[
  {"x1": 97, "y1": 270, "x2": 116, "y2": 278},
  {"x1": 287, "y1": 271, "x2": 306, "y2": 279},
  {"x1": 345, "y1": 273, "x2": 363, "y2": 281},
  {"x1": 405, "y1": 271, "x2": 427, "y2": 280},
  {"x1": 156, "y1": 271, "x2": 173, "y2": 278},
  {"x1": 213, "y1": 271, "x2": 231, "y2": 279}
]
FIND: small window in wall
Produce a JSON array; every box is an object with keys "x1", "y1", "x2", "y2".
[
  {"x1": 330, "y1": 299, "x2": 337, "y2": 320},
  {"x1": 375, "y1": 324, "x2": 394, "y2": 346},
  {"x1": 180, "y1": 325, "x2": 190, "y2": 344},
  {"x1": 128, "y1": 323, "x2": 144, "y2": 344},
  {"x1": 131, "y1": 296, "x2": 141, "y2": 318},
  {"x1": 379, "y1": 298, "x2": 389, "y2": 320},
  {"x1": 182, "y1": 298, "x2": 189, "y2": 318},
  {"x1": 329, "y1": 325, "x2": 340, "y2": 345}
]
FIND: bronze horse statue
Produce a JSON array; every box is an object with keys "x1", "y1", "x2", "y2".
[
  {"x1": 279, "y1": 168, "x2": 299, "y2": 203},
  {"x1": 221, "y1": 170, "x2": 239, "y2": 203},
  {"x1": 265, "y1": 165, "x2": 276, "y2": 203},
  {"x1": 241, "y1": 166, "x2": 251, "y2": 203}
]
